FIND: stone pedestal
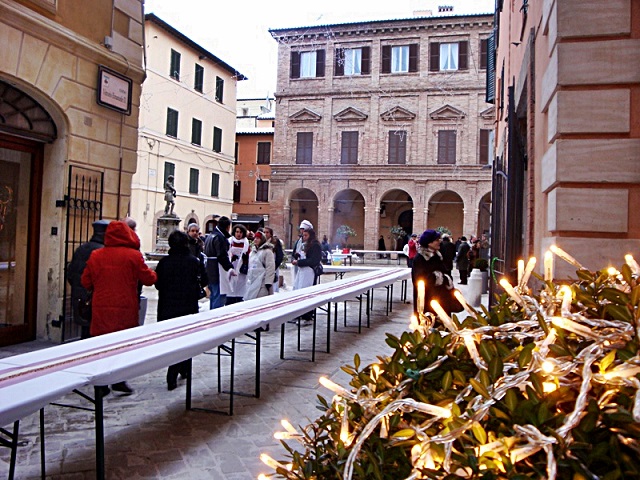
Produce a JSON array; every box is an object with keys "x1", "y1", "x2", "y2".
[
  {"x1": 467, "y1": 270, "x2": 483, "y2": 307},
  {"x1": 145, "y1": 214, "x2": 181, "y2": 260}
]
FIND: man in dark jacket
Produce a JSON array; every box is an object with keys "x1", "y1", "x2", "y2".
[
  {"x1": 455, "y1": 236, "x2": 471, "y2": 285},
  {"x1": 204, "y1": 216, "x2": 236, "y2": 309},
  {"x1": 439, "y1": 235, "x2": 457, "y2": 276},
  {"x1": 67, "y1": 219, "x2": 110, "y2": 339}
]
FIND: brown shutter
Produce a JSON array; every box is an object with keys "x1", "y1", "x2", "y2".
[
  {"x1": 316, "y1": 49, "x2": 325, "y2": 77},
  {"x1": 438, "y1": 130, "x2": 456, "y2": 164},
  {"x1": 480, "y1": 38, "x2": 488, "y2": 70},
  {"x1": 479, "y1": 129, "x2": 489, "y2": 164},
  {"x1": 381, "y1": 45, "x2": 391, "y2": 73},
  {"x1": 290, "y1": 51, "x2": 300, "y2": 78},
  {"x1": 361, "y1": 46, "x2": 370, "y2": 74},
  {"x1": 429, "y1": 42, "x2": 440, "y2": 71},
  {"x1": 458, "y1": 41, "x2": 468, "y2": 70},
  {"x1": 408, "y1": 44, "x2": 419, "y2": 72},
  {"x1": 334, "y1": 48, "x2": 344, "y2": 76}
]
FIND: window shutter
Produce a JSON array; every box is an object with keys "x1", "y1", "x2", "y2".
[
  {"x1": 438, "y1": 130, "x2": 456, "y2": 164},
  {"x1": 213, "y1": 127, "x2": 222, "y2": 153},
  {"x1": 215, "y1": 77, "x2": 224, "y2": 103},
  {"x1": 479, "y1": 129, "x2": 490, "y2": 165},
  {"x1": 388, "y1": 131, "x2": 407, "y2": 164},
  {"x1": 315, "y1": 49, "x2": 325, "y2": 77},
  {"x1": 480, "y1": 39, "x2": 488, "y2": 70},
  {"x1": 485, "y1": 32, "x2": 496, "y2": 103},
  {"x1": 191, "y1": 118, "x2": 202, "y2": 145},
  {"x1": 211, "y1": 173, "x2": 220, "y2": 197},
  {"x1": 429, "y1": 42, "x2": 440, "y2": 71},
  {"x1": 257, "y1": 142, "x2": 271, "y2": 164},
  {"x1": 194, "y1": 64, "x2": 204, "y2": 92},
  {"x1": 164, "y1": 162, "x2": 175, "y2": 183},
  {"x1": 458, "y1": 41, "x2": 468, "y2": 70},
  {"x1": 296, "y1": 132, "x2": 313, "y2": 164},
  {"x1": 361, "y1": 47, "x2": 370, "y2": 74},
  {"x1": 381, "y1": 45, "x2": 391, "y2": 73},
  {"x1": 256, "y1": 180, "x2": 269, "y2": 202},
  {"x1": 170, "y1": 49, "x2": 181, "y2": 80},
  {"x1": 166, "y1": 108, "x2": 178, "y2": 137},
  {"x1": 189, "y1": 168, "x2": 199, "y2": 194},
  {"x1": 233, "y1": 181, "x2": 241, "y2": 203},
  {"x1": 334, "y1": 48, "x2": 344, "y2": 76},
  {"x1": 290, "y1": 51, "x2": 300, "y2": 78},
  {"x1": 408, "y1": 44, "x2": 419, "y2": 72},
  {"x1": 341, "y1": 131, "x2": 359, "y2": 165}
]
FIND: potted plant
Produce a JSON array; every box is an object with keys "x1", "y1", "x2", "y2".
[{"x1": 335, "y1": 224, "x2": 356, "y2": 249}]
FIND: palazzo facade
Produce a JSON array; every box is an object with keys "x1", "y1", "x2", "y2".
[{"x1": 269, "y1": 13, "x2": 494, "y2": 249}]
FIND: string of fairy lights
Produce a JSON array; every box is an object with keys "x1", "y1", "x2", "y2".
[{"x1": 258, "y1": 247, "x2": 640, "y2": 479}]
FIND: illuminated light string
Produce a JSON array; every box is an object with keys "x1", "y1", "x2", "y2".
[{"x1": 265, "y1": 253, "x2": 640, "y2": 480}]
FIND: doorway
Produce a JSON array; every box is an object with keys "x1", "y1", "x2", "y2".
[{"x1": 0, "y1": 135, "x2": 43, "y2": 346}]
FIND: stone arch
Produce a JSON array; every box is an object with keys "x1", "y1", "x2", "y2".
[
  {"x1": 477, "y1": 191, "x2": 492, "y2": 238},
  {"x1": 331, "y1": 188, "x2": 365, "y2": 248},
  {"x1": 427, "y1": 190, "x2": 464, "y2": 238},
  {"x1": 379, "y1": 188, "x2": 414, "y2": 249},
  {"x1": 288, "y1": 188, "x2": 319, "y2": 247}
]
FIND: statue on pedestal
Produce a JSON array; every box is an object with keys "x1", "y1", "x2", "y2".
[{"x1": 164, "y1": 175, "x2": 176, "y2": 216}]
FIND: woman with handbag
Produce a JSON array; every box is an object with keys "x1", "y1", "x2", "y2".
[
  {"x1": 412, "y1": 229, "x2": 464, "y2": 318},
  {"x1": 226, "y1": 224, "x2": 250, "y2": 304},
  {"x1": 155, "y1": 230, "x2": 208, "y2": 391},
  {"x1": 243, "y1": 231, "x2": 275, "y2": 300}
]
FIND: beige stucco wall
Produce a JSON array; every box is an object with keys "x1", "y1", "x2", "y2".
[
  {"x1": 131, "y1": 20, "x2": 239, "y2": 253},
  {"x1": 0, "y1": 0, "x2": 144, "y2": 341}
]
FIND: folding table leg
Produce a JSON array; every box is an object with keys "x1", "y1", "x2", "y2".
[
  {"x1": 0, "y1": 420, "x2": 19, "y2": 480},
  {"x1": 40, "y1": 408, "x2": 45, "y2": 480},
  {"x1": 326, "y1": 302, "x2": 331, "y2": 353},
  {"x1": 94, "y1": 386, "x2": 107, "y2": 480}
]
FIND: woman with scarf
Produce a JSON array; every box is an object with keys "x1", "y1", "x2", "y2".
[
  {"x1": 227, "y1": 223, "x2": 250, "y2": 304},
  {"x1": 411, "y1": 229, "x2": 463, "y2": 317},
  {"x1": 244, "y1": 231, "x2": 275, "y2": 300}
]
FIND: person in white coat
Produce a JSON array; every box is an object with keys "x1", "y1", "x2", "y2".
[
  {"x1": 243, "y1": 231, "x2": 276, "y2": 301},
  {"x1": 226, "y1": 224, "x2": 250, "y2": 304}
]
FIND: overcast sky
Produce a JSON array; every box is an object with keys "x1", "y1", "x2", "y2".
[{"x1": 144, "y1": 0, "x2": 494, "y2": 98}]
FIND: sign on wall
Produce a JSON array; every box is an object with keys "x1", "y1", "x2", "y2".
[{"x1": 97, "y1": 66, "x2": 132, "y2": 115}]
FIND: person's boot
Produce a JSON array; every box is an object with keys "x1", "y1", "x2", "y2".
[
  {"x1": 167, "y1": 366, "x2": 179, "y2": 390},
  {"x1": 111, "y1": 381, "x2": 133, "y2": 395}
]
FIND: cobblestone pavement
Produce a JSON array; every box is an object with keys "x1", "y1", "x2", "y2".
[{"x1": 0, "y1": 267, "x2": 483, "y2": 479}]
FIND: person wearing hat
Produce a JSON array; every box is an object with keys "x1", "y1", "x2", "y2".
[
  {"x1": 292, "y1": 219, "x2": 313, "y2": 282},
  {"x1": 412, "y1": 229, "x2": 462, "y2": 317},
  {"x1": 243, "y1": 230, "x2": 276, "y2": 301},
  {"x1": 455, "y1": 236, "x2": 471, "y2": 285},
  {"x1": 67, "y1": 219, "x2": 110, "y2": 339}
]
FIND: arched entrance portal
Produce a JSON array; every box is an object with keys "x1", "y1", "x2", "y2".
[
  {"x1": 0, "y1": 80, "x2": 57, "y2": 345},
  {"x1": 289, "y1": 189, "x2": 318, "y2": 248},
  {"x1": 332, "y1": 189, "x2": 364, "y2": 248},
  {"x1": 428, "y1": 191, "x2": 464, "y2": 238},
  {"x1": 379, "y1": 189, "x2": 413, "y2": 250},
  {"x1": 478, "y1": 192, "x2": 491, "y2": 238}
]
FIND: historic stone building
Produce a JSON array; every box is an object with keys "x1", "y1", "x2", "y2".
[
  {"x1": 269, "y1": 13, "x2": 494, "y2": 249},
  {"x1": 491, "y1": 0, "x2": 640, "y2": 280},
  {"x1": 131, "y1": 14, "x2": 245, "y2": 254},
  {"x1": 0, "y1": 0, "x2": 145, "y2": 344}
]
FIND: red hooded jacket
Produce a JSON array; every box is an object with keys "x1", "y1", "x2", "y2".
[{"x1": 81, "y1": 221, "x2": 157, "y2": 336}]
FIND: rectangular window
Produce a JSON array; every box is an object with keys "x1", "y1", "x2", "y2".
[
  {"x1": 430, "y1": 41, "x2": 468, "y2": 71},
  {"x1": 233, "y1": 181, "x2": 241, "y2": 203},
  {"x1": 211, "y1": 173, "x2": 220, "y2": 197},
  {"x1": 213, "y1": 127, "x2": 222, "y2": 153},
  {"x1": 381, "y1": 44, "x2": 419, "y2": 74},
  {"x1": 296, "y1": 132, "x2": 313, "y2": 164},
  {"x1": 234, "y1": 142, "x2": 239, "y2": 164},
  {"x1": 335, "y1": 47, "x2": 370, "y2": 76},
  {"x1": 170, "y1": 49, "x2": 181, "y2": 80},
  {"x1": 479, "y1": 129, "x2": 492, "y2": 165},
  {"x1": 256, "y1": 180, "x2": 269, "y2": 202},
  {"x1": 388, "y1": 131, "x2": 407, "y2": 164},
  {"x1": 215, "y1": 76, "x2": 224, "y2": 103},
  {"x1": 438, "y1": 130, "x2": 457, "y2": 164},
  {"x1": 164, "y1": 162, "x2": 175, "y2": 184},
  {"x1": 257, "y1": 142, "x2": 271, "y2": 164},
  {"x1": 191, "y1": 118, "x2": 202, "y2": 146},
  {"x1": 189, "y1": 168, "x2": 199, "y2": 194},
  {"x1": 290, "y1": 50, "x2": 325, "y2": 78},
  {"x1": 480, "y1": 38, "x2": 488, "y2": 70},
  {"x1": 340, "y1": 131, "x2": 359, "y2": 165},
  {"x1": 166, "y1": 108, "x2": 178, "y2": 137},
  {"x1": 194, "y1": 64, "x2": 204, "y2": 92}
]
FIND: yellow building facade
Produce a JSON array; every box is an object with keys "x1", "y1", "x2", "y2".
[{"x1": 0, "y1": 0, "x2": 145, "y2": 344}]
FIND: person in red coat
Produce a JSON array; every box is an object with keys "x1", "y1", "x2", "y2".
[{"x1": 81, "y1": 220, "x2": 157, "y2": 394}]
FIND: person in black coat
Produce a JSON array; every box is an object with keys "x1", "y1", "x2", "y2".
[
  {"x1": 155, "y1": 230, "x2": 208, "y2": 390},
  {"x1": 439, "y1": 234, "x2": 457, "y2": 276},
  {"x1": 67, "y1": 219, "x2": 110, "y2": 339},
  {"x1": 412, "y1": 229, "x2": 462, "y2": 317},
  {"x1": 204, "y1": 216, "x2": 236, "y2": 308},
  {"x1": 455, "y1": 236, "x2": 471, "y2": 285}
]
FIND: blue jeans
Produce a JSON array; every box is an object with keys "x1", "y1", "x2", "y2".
[{"x1": 209, "y1": 282, "x2": 227, "y2": 309}]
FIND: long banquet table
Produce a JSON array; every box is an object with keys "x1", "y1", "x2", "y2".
[{"x1": 0, "y1": 267, "x2": 410, "y2": 479}]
